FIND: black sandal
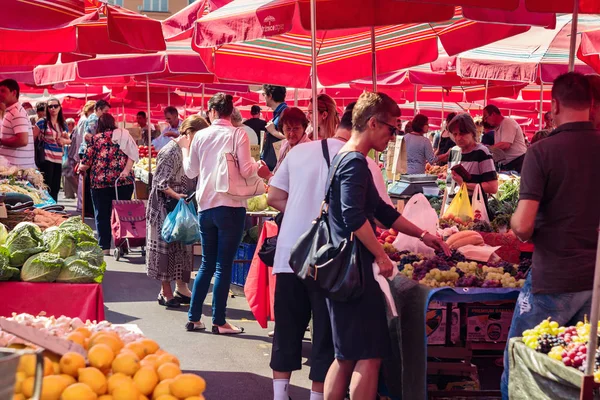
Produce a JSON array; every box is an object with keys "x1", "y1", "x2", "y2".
[
  {"x1": 174, "y1": 291, "x2": 192, "y2": 305},
  {"x1": 157, "y1": 294, "x2": 181, "y2": 308}
]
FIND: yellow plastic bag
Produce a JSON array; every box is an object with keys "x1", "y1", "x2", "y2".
[{"x1": 443, "y1": 183, "x2": 474, "y2": 221}]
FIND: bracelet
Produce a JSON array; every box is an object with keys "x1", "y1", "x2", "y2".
[{"x1": 419, "y1": 231, "x2": 428, "y2": 241}]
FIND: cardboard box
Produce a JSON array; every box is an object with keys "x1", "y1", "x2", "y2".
[
  {"x1": 466, "y1": 302, "x2": 515, "y2": 342},
  {"x1": 426, "y1": 302, "x2": 460, "y2": 345}
]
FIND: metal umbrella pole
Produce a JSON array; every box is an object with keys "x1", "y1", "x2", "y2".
[
  {"x1": 484, "y1": 79, "x2": 489, "y2": 107},
  {"x1": 568, "y1": 1, "x2": 579, "y2": 72},
  {"x1": 146, "y1": 77, "x2": 152, "y2": 186},
  {"x1": 582, "y1": 226, "x2": 600, "y2": 397},
  {"x1": 371, "y1": 27, "x2": 377, "y2": 92},
  {"x1": 310, "y1": 0, "x2": 318, "y2": 139},
  {"x1": 539, "y1": 81, "x2": 544, "y2": 130}
]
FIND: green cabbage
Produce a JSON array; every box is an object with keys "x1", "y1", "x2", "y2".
[
  {"x1": 21, "y1": 252, "x2": 64, "y2": 282},
  {"x1": 0, "y1": 223, "x2": 7, "y2": 245},
  {"x1": 59, "y1": 217, "x2": 97, "y2": 243},
  {"x1": 46, "y1": 230, "x2": 76, "y2": 259},
  {"x1": 57, "y1": 257, "x2": 103, "y2": 283},
  {"x1": 5, "y1": 222, "x2": 45, "y2": 267},
  {"x1": 0, "y1": 246, "x2": 19, "y2": 281},
  {"x1": 75, "y1": 242, "x2": 104, "y2": 267}
]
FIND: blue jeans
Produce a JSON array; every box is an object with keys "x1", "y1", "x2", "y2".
[
  {"x1": 91, "y1": 184, "x2": 134, "y2": 250},
  {"x1": 188, "y1": 206, "x2": 246, "y2": 326},
  {"x1": 501, "y1": 274, "x2": 592, "y2": 399}
]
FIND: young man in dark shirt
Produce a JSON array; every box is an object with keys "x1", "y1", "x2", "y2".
[
  {"x1": 261, "y1": 85, "x2": 288, "y2": 171},
  {"x1": 243, "y1": 105, "x2": 267, "y2": 146},
  {"x1": 500, "y1": 72, "x2": 600, "y2": 399}
]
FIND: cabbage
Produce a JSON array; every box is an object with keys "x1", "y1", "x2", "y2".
[
  {"x1": 57, "y1": 257, "x2": 103, "y2": 283},
  {"x1": 247, "y1": 194, "x2": 268, "y2": 212},
  {"x1": 75, "y1": 242, "x2": 104, "y2": 267},
  {"x1": 20, "y1": 252, "x2": 64, "y2": 282},
  {"x1": 5, "y1": 222, "x2": 45, "y2": 267},
  {"x1": 46, "y1": 230, "x2": 76, "y2": 259},
  {"x1": 0, "y1": 246, "x2": 19, "y2": 281},
  {"x1": 0, "y1": 223, "x2": 7, "y2": 245},
  {"x1": 59, "y1": 217, "x2": 96, "y2": 243}
]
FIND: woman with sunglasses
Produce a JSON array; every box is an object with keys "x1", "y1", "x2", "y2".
[
  {"x1": 404, "y1": 113, "x2": 436, "y2": 174},
  {"x1": 35, "y1": 98, "x2": 70, "y2": 201}
]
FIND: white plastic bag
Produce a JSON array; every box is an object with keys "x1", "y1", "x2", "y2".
[
  {"x1": 471, "y1": 184, "x2": 490, "y2": 223},
  {"x1": 392, "y1": 193, "x2": 439, "y2": 257}
]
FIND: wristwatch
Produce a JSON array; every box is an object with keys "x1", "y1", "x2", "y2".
[{"x1": 419, "y1": 230, "x2": 428, "y2": 241}]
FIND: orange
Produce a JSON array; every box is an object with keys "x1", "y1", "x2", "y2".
[
  {"x1": 88, "y1": 344, "x2": 115, "y2": 371},
  {"x1": 138, "y1": 339, "x2": 159, "y2": 355},
  {"x1": 157, "y1": 363, "x2": 180, "y2": 381},
  {"x1": 14, "y1": 371, "x2": 25, "y2": 394},
  {"x1": 124, "y1": 342, "x2": 147, "y2": 360},
  {"x1": 39, "y1": 375, "x2": 70, "y2": 400},
  {"x1": 107, "y1": 373, "x2": 132, "y2": 394},
  {"x1": 75, "y1": 327, "x2": 92, "y2": 338},
  {"x1": 12, "y1": 394, "x2": 26, "y2": 400},
  {"x1": 61, "y1": 383, "x2": 98, "y2": 400},
  {"x1": 21, "y1": 377, "x2": 34, "y2": 398},
  {"x1": 156, "y1": 354, "x2": 179, "y2": 368},
  {"x1": 112, "y1": 352, "x2": 140, "y2": 376},
  {"x1": 155, "y1": 396, "x2": 178, "y2": 400},
  {"x1": 93, "y1": 335, "x2": 124, "y2": 355},
  {"x1": 152, "y1": 379, "x2": 173, "y2": 399},
  {"x1": 66, "y1": 332, "x2": 86, "y2": 348},
  {"x1": 112, "y1": 381, "x2": 140, "y2": 400},
  {"x1": 78, "y1": 367, "x2": 108, "y2": 395},
  {"x1": 59, "y1": 352, "x2": 86, "y2": 377},
  {"x1": 133, "y1": 366, "x2": 159, "y2": 396},
  {"x1": 169, "y1": 374, "x2": 206, "y2": 398},
  {"x1": 184, "y1": 397, "x2": 205, "y2": 400},
  {"x1": 98, "y1": 396, "x2": 114, "y2": 400},
  {"x1": 59, "y1": 374, "x2": 77, "y2": 386}
]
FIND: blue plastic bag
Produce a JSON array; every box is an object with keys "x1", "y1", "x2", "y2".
[{"x1": 161, "y1": 199, "x2": 201, "y2": 244}]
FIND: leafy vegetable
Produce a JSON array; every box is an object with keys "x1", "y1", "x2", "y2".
[
  {"x1": 5, "y1": 222, "x2": 45, "y2": 267},
  {"x1": 57, "y1": 257, "x2": 103, "y2": 283},
  {"x1": 0, "y1": 246, "x2": 19, "y2": 281},
  {"x1": 20, "y1": 252, "x2": 64, "y2": 282},
  {"x1": 59, "y1": 217, "x2": 96, "y2": 243},
  {"x1": 75, "y1": 242, "x2": 104, "y2": 267},
  {"x1": 46, "y1": 230, "x2": 76, "y2": 259},
  {"x1": 0, "y1": 222, "x2": 7, "y2": 245},
  {"x1": 60, "y1": 216, "x2": 94, "y2": 234}
]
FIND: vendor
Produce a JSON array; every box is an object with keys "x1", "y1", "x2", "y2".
[
  {"x1": 433, "y1": 112, "x2": 457, "y2": 165},
  {"x1": 404, "y1": 114, "x2": 436, "y2": 174},
  {"x1": 446, "y1": 113, "x2": 498, "y2": 198},
  {"x1": 272, "y1": 107, "x2": 311, "y2": 174},
  {"x1": 500, "y1": 72, "x2": 600, "y2": 400}
]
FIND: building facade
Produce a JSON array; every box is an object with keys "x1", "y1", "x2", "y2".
[{"x1": 107, "y1": 0, "x2": 192, "y2": 19}]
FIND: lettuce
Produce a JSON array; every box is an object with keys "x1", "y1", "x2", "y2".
[
  {"x1": 46, "y1": 230, "x2": 76, "y2": 259},
  {"x1": 0, "y1": 246, "x2": 19, "y2": 281},
  {"x1": 57, "y1": 257, "x2": 103, "y2": 283},
  {"x1": 59, "y1": 217, "x2": 97, "y2": 243},
  {"x1": 21, "y1": 252, "x2": 64, "y2": 282},
  {"x1": 0, "y1": 222, "x2": 7, "y2": 245},
  {"x1": 75, "y1": 242, "x2": 105, "y2": 268},
  {"x1": 5, "y1": 222, "x2": 45, "y2": 267}
]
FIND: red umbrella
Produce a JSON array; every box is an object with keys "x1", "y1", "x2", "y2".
[{"x1": 578, "y1": 29, "x2": 600, "y2": 74}]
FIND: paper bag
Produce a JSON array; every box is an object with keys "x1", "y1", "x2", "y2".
[
  {"x1": 250, "y1": 144, "x2": 261, "y2": 161},
  {"x1": 273, "y1": 141, "x2": 283, "y2": 161},
  {"x1": 386, "y1": 135, "x2": 407, "y2": 181},
  {"x1": 471, "y1": 184, "x2": 490, "y2": 223},
  {"x1": 443, "y1": 183, "x2": 474, "y2": 221}
]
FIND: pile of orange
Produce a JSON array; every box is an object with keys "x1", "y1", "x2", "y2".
[{"x1": 12, "y1": 327, "x2": 206, "y2": 400}]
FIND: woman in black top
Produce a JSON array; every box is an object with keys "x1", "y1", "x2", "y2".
[
  {"x1": 324, "y1": 92, "x2": 449, "y2": 400},
  {"x1": 434, "y1": 112, "x2": 457, "y2": 164}
]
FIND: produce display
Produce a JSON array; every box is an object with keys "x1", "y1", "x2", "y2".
[
  {"x1": 0, "y1": 166, "x2": 45, "y2": 187},
  {"x1": 524, "y1": 318, "x2": 600, "y2": 383},
  {"x1": 425, "y1": 163, "x2": 446, "y2": 180},
  {"x1": 133, "y1": 157, "x2": 157, "y2": 175},
  {"x1": 0, "y1": 217, "x2": 105, "y2": 283},
  {"x1": 2, "y1": 313, "x2": 207, "y2": 400},
  {"x1": 0, "y1": 182, "x2": 51, "y2": 205},
  {"x1": 138, "y1": 145, "x2": 158, "y2": 159},
  {"x1": 247, "y1": 194, "x2": 276, "y2": 213}
]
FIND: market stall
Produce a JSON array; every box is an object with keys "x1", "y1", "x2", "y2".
[{"x1": 132, "y1": 145, "x2": 158, "y2": 200}]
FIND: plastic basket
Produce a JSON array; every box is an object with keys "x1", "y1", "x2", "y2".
[{"x1": 231, "y1": 243, "x2": 257, "y2": 286}]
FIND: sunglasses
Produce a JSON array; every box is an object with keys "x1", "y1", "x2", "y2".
[
  {"x1": 377, "y1": 119, "x2": 399, "y2": 136},
  {"x1": 47, "y1": 104, "x2": 60, "y2": 110}
]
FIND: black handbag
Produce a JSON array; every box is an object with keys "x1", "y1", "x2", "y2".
[
  {"x1": 257, "y1": 212, "x2": 284, "y2": 266},
  {"x1": 289, "y1": 145, "x2": 365, "y2": 302},
  {"x1": 34, "y1": 120, "x2": 47, "y2": 169}
]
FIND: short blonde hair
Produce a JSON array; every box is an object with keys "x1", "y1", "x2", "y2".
[
  {"x1": 352, "y1": 92, "x2": 400, "y2": 132},
  {"x1": 82, "y1": 100, "x2": 96, "y2": 117},
  {"x1": 180, "y1": 115, "x2": 209, "y2": 136}
]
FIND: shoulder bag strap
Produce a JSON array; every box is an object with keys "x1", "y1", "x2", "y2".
[
  {"x1": 321, "y1": 139, "x2": 330, "y2": 168},
  {"x1": 323, "y1": 151, "x2": 353, "y2": 205}
]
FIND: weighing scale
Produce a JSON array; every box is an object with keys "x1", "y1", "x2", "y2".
[{"x1": 387, "y1": 174, "x2": 440, "y2": 201}]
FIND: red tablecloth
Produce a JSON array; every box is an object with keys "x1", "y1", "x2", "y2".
[{"x1": 0, "y1": 282, "x2": 105, "y2": 322}]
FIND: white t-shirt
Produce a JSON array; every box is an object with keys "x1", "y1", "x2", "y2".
[
  {"x1": 270, "y1": 139, "x2": 392, "y2": 274},
  {"x1": 240, "y1": 124, "x2": 258, "y2": 145},
  {"x1": 184, "y1": 119, "x2": 259, "y2": 212},
  {"x1": 494, "y1": 117, "x2": 527, "y2": 163},
  {"x1": 0, "y1": 102, "x2": 34, "y2": 169}
]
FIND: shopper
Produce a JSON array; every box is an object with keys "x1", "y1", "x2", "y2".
[
  {"x1": 74, "y1": 101, "x2": 96, "y2": 213},
  {"x1": 404, "y1": 114, "x2": 436, "y2": 174},
  {"x1": 261, "y1": 85, "x2": 288, "y2": 171},
  {"x1": 481, "y1": 122, "x2": 495, "y2": 146},
  {"x1": 232, "y1": 107, "x2": 259, "y2": 145},
  {"x1": 483, "y1": 105, "x2": 528, "y2": 172},
  {"x1": 80, "y1": 100, "x2": 110, "y2": 218},
  {"x1": 0, "y1": 79, "x2": 35, "y2": 169},
  {"x1": 500, "y1": 72, "x2": 600, "y2": 399},
  {"x1": 266, "y1": 103, "x2": 394, "y2": 400},
  {"x1": 63, "y1": 118, "x2": 78, "y2": 200},
  {"x1": 153, "y1": 106, "x2": 181, "y2": 150},
  {"x1": 323, "y1": 92, "x2": 448, "y2": 400},
  {"x1": 182, "y1": 93, "x2": 271, "y2": 334},
  {"x1": 307, "y1": 93, "x2": 340, "y2": 140},
  {"x1": 147, "y1": 115, "x2": 209, "y2": 308},
  {"x1": 35, "y1": 102, "x2": 46, "y2": 121},
  {"x1": 78, "y1": 113, "x2": 135, "y2": 256},
  {"x1": 243, "y1": 105, "x2": 267, "y2": 145},
  {"x1": 35, "y1": 98, "x2": 71, "y2": 201},
  {"x1": 433, "y1": 112, "x2": 457, "y2": 164},
  {"x1": 272, "y1": 107, "x2": 311, "y2": 173}
]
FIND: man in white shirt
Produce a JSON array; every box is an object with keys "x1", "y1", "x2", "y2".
[
  {"x1": 483, "y1": 105, "x2": 528, "y2": 173},
  {"x1": 231, "y1": 107, "x2": 259, "y2": 145},
  {"x1": 266, "y1": 105, "x2": 392, "y2": 400},
  {"x1": 136, "y1": 111, "x2": 157, "y2": 144},
  {"x1": 152, "y1": 106, "x2": 181, "y2": 150},
  {"x1": 0, "y1": 79, "x2": 35, "y2": 169}
]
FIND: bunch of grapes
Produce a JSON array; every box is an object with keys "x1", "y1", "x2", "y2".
[
  {"x1": 558, "y1": 326, "x2": 579, "y2": 344},
  {"x1": 412, "y1": 257, "x2": 452, "y2": 281},
  {"x1": 435, "y1": 249, "x2": 467, "y2": 263},
  {"x1": 518, "y1": 258, "x2": 532, "y2": 274},
  {"x1": 400, "y1": 264, "x2": 414, "y2": 279},
  {"x1": 562, "y1": 343, "x2": 588, "y2": 369},
  {"x1": 456, "y1": 275, "x2": 483, "y2": 287},
  {"x1": 481, "y1": 280, "x2": 502, "y2": 288},
  {"x1": 418, "y1": 267, "x2": 460, "y2": 287},
  {"x1": 398, "y1": 252, "x2": 424, "y2": 266},
  {"x1": 536, "y1": 334, "x2": 566, "y2": 354},
  {"x1": 456, "y1": 261, "x2": 479, "y2": 275},
  {"x1": 523, "y1": 319, "x2": 560, "y2": 349}
]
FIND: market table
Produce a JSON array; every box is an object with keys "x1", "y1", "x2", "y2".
[
  {"x1": 384, "y1": 277, "x2": 521, "y2": 400},
  {"x1": 0, "y1": 282, "x2": 105, "y2": 322}
]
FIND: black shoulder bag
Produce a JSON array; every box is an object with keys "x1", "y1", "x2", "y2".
[
  {"x1": 289, "y1": 146, "x2": 365, "y2": 302},
  {"x1": 34, "y1": 119, "x2": 47, "y2": 169}
]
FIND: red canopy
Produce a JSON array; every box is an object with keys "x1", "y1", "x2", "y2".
[{"x1": 578, "y1": 29, "x2": 600, "y2": 74}]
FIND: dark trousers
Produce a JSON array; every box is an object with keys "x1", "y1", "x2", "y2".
[
  {"x1": 84, "y1": 172, "x2": 94, "y2": 215},
  {"x1": 91, "y1": 184, "x2": 134, "y2": 250},
  {"x1": 40, "y1": 161, "x2": 62, "y2": 202},
  {"x1": 188, "y1": 206, "x2": 246, "y2": 326},
  {"x1": 502, "y1": 154, "x2": 525, "y2": 173}
]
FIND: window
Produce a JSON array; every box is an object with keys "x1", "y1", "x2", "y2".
[
  {"x1": 107, "y1": 0, "x2": 124, "y2": 5},
  {"x1": 143, "y1": 0, "x2": 168, "y2": 12}
]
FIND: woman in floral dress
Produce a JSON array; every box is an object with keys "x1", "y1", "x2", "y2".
[{"x1": 146, "y1": 115, "x2": 209, "y2": 308}]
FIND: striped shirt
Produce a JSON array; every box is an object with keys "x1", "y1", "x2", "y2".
[
  {"x1": 36, "y1": 119, "x2": 68, "y2": 164},
  {"x1": 0, "y1": 102, "x2": 35, "y2": 169},
  {"x1": 447, "y1": 143, "x2": 497, "y2": 186}
]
